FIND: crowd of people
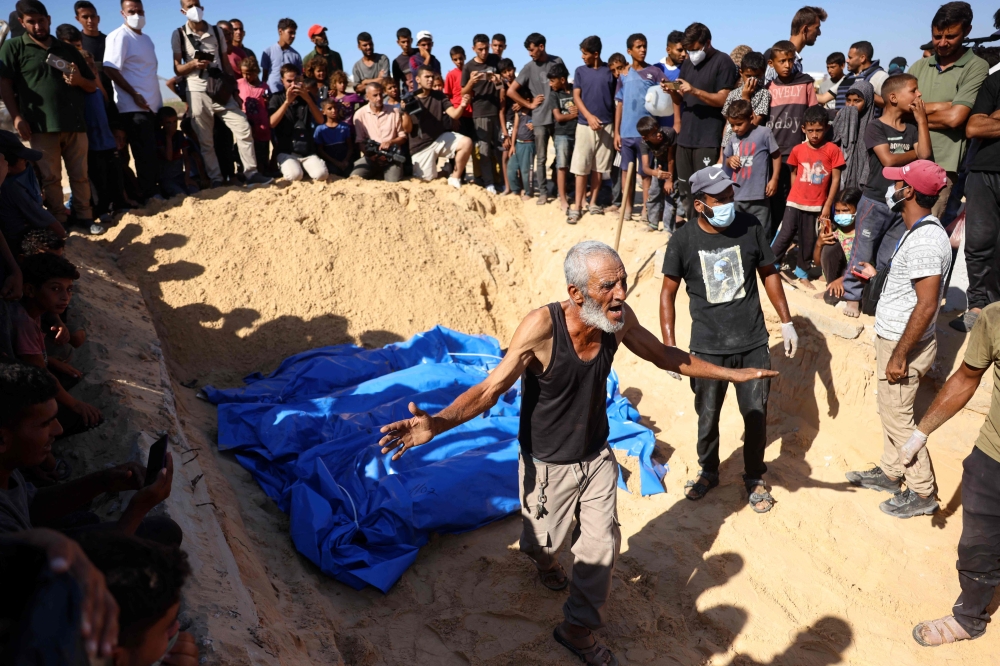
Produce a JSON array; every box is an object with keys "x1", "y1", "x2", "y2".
[{"x1": 1, "y1": 0, "x2": 1000, "y2": 664}]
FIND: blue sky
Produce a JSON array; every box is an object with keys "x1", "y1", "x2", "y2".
[{"x1": 41, "y1": 0, "x2": 1000, "y2": 79}]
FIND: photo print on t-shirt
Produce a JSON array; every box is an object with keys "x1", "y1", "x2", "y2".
[
  {"x1": 699, "y1": 246, "x2": 746, "y2": 304},
  {"x1": 798, "y1": 160, "x2": 830, "y2": 185}
]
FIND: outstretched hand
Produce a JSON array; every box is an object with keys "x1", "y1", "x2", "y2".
[
  {"x1": 379, "y1": 402, "x2": 435, "y2": 460},
  {"x1": 730, "y1": 368, "x2": 779, "y2": 383}
]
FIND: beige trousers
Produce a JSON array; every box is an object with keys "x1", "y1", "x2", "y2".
[
  {"x1": 518, "y1": 445, "x2": 621, "y2": 630},
  {"x1": 876, "y1": 335, "x2": 937, "y2": 496},
  {"x1": 29, "y1": 131, "x2": 92, "y2": 222},
  {"x1": 187, "y1": 91, "x2": 257, "y2": 181}
]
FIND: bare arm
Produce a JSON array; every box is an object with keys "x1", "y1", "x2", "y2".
[
  {"x1": 401, "y1": 108, "x2": 414, "y2": 134},
  {"x1": 659, "y1": 275, "x2": 681, "y2": 347},
  {"x1": 760, "y1": 266, "x2": 792, "y2": 324},
  {"x1": 924, "y1": 102, "x2": 973, "y2": 131},
  {"x1": 506, "y1": 81, "x2": 532, "y2": 109},
  {"x1": 885, "y1": 275, "x2": 941, "y2": 382},
  {"x1": 822, "y1": 167, "x2": 841, "y2": 220},
  {"x1": 303, "y1": 94, "x2": 324, "y2": 124},
  {"x1": 684, "y1": 84, "x2": 731, "y2": 108},
  {"x1": 104, "y1": 66, "x2": 150, "y2": 110},
  {"x1": 872, "y1": 142, "x2": 919, "y2": 167},
  {"x1": 378, "y1": 307, "x2": 552, "y2": 459},
  {"x1": 622, "y1": 303, "x2": 778, "y2": 381},
  {"x1": 917, "y1": 362, "x2": 989, "y2": 435},
  {"x1": 967, "y1": 110, "x2": 1000, "y2": 139}
]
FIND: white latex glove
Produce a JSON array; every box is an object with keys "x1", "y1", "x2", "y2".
[
  {"x1": 899, "y1": 430, "x2": 929, "y2": 465},
  {"x1": 781, "y1": 322, "x2": 798, "y2": 358}
]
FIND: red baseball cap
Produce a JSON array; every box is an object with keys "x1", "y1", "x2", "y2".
[
  {"x1": 307, "y1": 25, "x2": 326, "y2": 38},
  {"x1": 882, "y1": 160, "x2": 948, "y2": 196}
]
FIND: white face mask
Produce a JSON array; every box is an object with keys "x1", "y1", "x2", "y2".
[
  {"x1": 185, "y1": 6, "x2": 205, "y2": 23},
  {"x1": 688, "y1": 49, "x2": 706, "y2": 66},
  {"x1": 125, "y1": 13, "x2": 145, "y2": 30},
  {"x1": 885, "y1": 184, "x2": 906, "y2": 211}
]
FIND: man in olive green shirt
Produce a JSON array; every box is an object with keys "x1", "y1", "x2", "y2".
[
  {"x1": 908, "y1": 2, "x2": 989, "y2": 217},
  {"x1": 0, "y1": 1, "x2": 96, "y2": 226},
  {"x1": 899, "y1": 302, "x2": 1000, "y2": 646}
]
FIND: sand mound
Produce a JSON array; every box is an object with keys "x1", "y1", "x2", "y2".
[{"x1": 104, "y1": 179, "x2": 534, "y2": 386}]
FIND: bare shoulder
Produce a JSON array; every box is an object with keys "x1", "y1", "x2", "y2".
[
  {"x1": 514, "y1": 304, "x2": 555, "y2": 349},
  {"x1": 618, "y1": 302, "x2": 642, "y2": 342}
]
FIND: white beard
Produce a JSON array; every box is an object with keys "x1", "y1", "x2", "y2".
[{"x1": 580, "y1": 295, "x2": 624, "y2": 334}]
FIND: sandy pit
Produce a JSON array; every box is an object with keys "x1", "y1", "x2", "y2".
[{"x1": 81, "y1": 177, "x2": 997, "y2": 665}]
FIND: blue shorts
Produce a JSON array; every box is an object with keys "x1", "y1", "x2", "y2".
[
  {"x1": 553, "y1": 135, "x2": 574, "y2": 169},
  {"x1": 619, "y1": 136, "x2": 647, "y2": 177}
]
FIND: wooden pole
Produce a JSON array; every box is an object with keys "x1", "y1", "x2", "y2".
[{"x1": 613, "y1": 161, "x2": 636, "y2": 253}]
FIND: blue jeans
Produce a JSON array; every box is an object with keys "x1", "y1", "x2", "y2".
[
  {"x1": 508, "y1": 141, "x2": 536, "y2": 194},
  {"x1": 843, "y1": 194, "x2": 905, "y2": 302},
  {"x1": 646, "y1": 174, "x2": 677, "y2": 231}
]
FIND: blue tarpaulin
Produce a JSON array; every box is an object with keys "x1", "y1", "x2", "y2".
[{"x1": 205, "y1": 327, "x2": 664, "y2": 592}]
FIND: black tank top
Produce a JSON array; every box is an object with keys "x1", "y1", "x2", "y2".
[{"x1": 519, "y1": 303, "x2": 620, "y2": 463}]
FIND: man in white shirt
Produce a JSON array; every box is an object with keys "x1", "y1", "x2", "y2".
[
  {"x1": 846, "y1": 160, "x2": 951, "y2": 519},
  {"x1": 103, "y1": 0, "x2": 161, "y2": 203},
  {"x1": 171, "y1": 0, "x2": 270, "y2": 188}
]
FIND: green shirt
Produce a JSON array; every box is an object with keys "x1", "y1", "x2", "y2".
[
  {"x1": 909, "y1": 49, "x2": 989, "y2": 172},
  {"x1": 0, "y1": 33, "x2": 94, "y2": 134},
  {"x1": 964, "y1": 304, "x2": 1000, "y2": 464}
]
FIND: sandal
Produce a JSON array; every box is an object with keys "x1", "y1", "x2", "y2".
[
  {"x1": 684, "y1": 470, "x2": 719, "y2": 501},
  {"x1": 744, "y1": 478, "x2": 775, "y2": 513},
  {"x1": 538, "y1": 562, "x2": 569, "y2": 591},
  {"x1": 567, "y1": 209, "x2": 582, "y2": 225},
  {"x1": 912, "y1": 615, "x2": 981, "y2": 647},
  {"x1": 588, "y1": 204, "x2": 604, "y2": 216},
  {"x1": 553, "y1": 627, "x2": 619, "y2": 666}
]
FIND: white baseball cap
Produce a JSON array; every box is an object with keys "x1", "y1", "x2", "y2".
[{"x1": 416, "y1": 31, "x2": 433, "y2": 43}]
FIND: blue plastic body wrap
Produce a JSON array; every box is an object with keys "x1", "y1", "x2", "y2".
[{"x1": 205, "y1": 326, "x2": 665, "y2": 592}]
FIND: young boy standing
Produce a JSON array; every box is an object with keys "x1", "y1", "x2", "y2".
[
  {"x1": 766, "y1": 40, "x2": 819, "y2": 232},
  {"x1": 570, "y1": 36, "x2": 615, "y2": 221},
  {"x1": 770, "y1": 105, "x2": 845, "y2": 289},
  {"x1": 637, "y1": 117, "x2": 676, "y2": 232},
  {"x1": 549, "y1": 64, "x2": 577, "y2": 218},
  {"x1": 655, "y1": 31, "x2": 687, "y2": 131},
  {"x1": 614, "y1": 34, "x2": 667, "y2": 221},
  {"x1": 444, "y1": 46, "x2": 476, "y2": 180},
  {"x1": 720, "y1": 51, "x2": 771, "y2": 150},
  {"x1": 842, "y1": 73, "x2": 931, "y2": 317},
  {"x1": 722, "y1": 99, "x2": 781, "y2": 236},
  {"x1": 237, "y1": 55, "x2": 272, "y2": 176}
]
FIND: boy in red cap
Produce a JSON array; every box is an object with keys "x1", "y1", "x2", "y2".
[{"x1": 846, "y1": 159, "x2": 951, "y2": 519}]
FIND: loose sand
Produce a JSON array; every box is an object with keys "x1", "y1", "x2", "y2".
[{"x1": 92, "y1": 178, "x2": 995, "y2": 665}]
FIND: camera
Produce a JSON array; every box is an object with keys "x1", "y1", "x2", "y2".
[
  {"x1": 401, "y1": 93, "x2": 422, "y2": 116},
  {"x1": 363, "y1": 140, "x2": 407, "y2": 167}
]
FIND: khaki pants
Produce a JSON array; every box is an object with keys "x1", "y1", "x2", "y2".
[
  {"x1": 518, "y1": 445, "x2": 620, "y2": 630},
  {"x1": 188, "y1": 91, "x2": 257, "y2": 181},
  {"x1": 29, "y1": 131, "x2": 92, "y2": 222},
  {"x1": 876, "y1": 335, "x2": 937, "y2": 496}
]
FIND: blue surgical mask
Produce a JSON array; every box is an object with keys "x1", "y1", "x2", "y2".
[
  {"x1": 704, "y1": 202, "x2": 735, "y2": 228},
  {"x1": 834, "y1": 213, "x2": 854, "y2": 227}
]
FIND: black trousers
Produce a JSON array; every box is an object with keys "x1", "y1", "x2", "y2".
[
  {"x1": 690, "y1": 343, "x2": 771, "y2": 479},
  {"x1": 820, "y1": 241, "x2": 848, "y2": 283},
  {"x1": 772, "y1": 207, "x2": 818, "y2": 272},
  {"x1": 87, "y1": 148, "x2": 124, "y2": 217},
  {"x1": 964, "y1": 172, "x2": 1000, "y2": 311},
  {"x1": 954, "y1": 446, "x2": 1000, "y2": 636},
  {"x1": 768, "y1": 162, "x2": 793, "y2": 241},
  {"x1": 120, "y1": 111, "x2": 159, "y2": 202},
  {"x1": 676, "y1": 146, "x2": 719, "y2": 224}
]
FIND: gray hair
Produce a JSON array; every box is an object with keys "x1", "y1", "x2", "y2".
[
  {"x1": 365, "y1": 81, "x2": 384, "y2": 95},
  {"x1": 564, "y1": 241, "x2": 621, "y2": 292}
]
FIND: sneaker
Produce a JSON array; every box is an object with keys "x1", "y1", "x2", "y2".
[
  {"x1": 447, "y1": 177, "x2": 462, "y2": 189},
  {"x1": 87, "y1": 223, "x2": 106, "y2": 236},
  {"x1": 949, "y1": 310, "x2": 980, "y2": 333},
  {"x1": 244, "y1": 171, "x2": 273, "y2": 186},
  {"x1": 880, "y1": 489, "x2": 939, "y2": 518},
  {"x1": 485, "y1": 184, "x2": 497, "y2": 194},
  {"x1": 845, "y1": 465, "x2": 902, "y2": 493}
]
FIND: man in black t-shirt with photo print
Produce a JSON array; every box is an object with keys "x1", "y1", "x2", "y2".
[{"x1": 660, "y1": 165, "x2": 798, "y2": 515}]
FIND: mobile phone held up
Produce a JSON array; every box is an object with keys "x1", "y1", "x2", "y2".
[
  {"x1": 45, "y1": 53, "x2": 74, "y2": 74},
  {"x1": 144, "y1": 435, "x2": 168, "y2": 486},
  {"x1": 194, "y1": 50, "x2": 213, "y2": 63}
]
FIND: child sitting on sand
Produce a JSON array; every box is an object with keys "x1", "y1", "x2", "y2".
[{"x1": 814, "y1": 187, "x2": 861, "y2": 306}]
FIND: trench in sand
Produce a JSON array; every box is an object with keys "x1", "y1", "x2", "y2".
[{"x1": 74, "y1": 178, "x2": 998, "y2": 665}]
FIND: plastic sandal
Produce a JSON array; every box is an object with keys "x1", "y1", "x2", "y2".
[
  {"x1": 567, "y1": 209, "x2": 582, "y2": 225},
  {"x1": 912, "y1": 616, "x2": 981, "y2": 647},
  {"x1": 538, "y1": 562, "x2": 569, "y2": 591},
  {"x1": 588, "y1": 204, "x2": 604, "y2": 216},
  {"x1": 553, "y1": 627, "x2": 619, "y2": 666},
  {"x1": 744, "y1": 478, "x2": 775, "y2": 513},
  {"x1": 684, "y1": 470, "x2": 719, "y2": 501}
]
